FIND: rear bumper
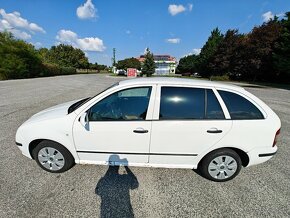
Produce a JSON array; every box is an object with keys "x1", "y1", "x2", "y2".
[
  {"x1": 247, "y1": 146, "x2": 278, "y2": 167},
  {"x1": 258, "y1": 151, "x2": 277, "y2": 157}
]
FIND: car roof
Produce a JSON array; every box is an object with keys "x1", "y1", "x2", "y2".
[{"x1": 118, "y1": 77, "x2": 243, "y2": 90}]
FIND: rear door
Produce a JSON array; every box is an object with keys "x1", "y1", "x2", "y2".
[{"x1": 149, "y1": 86, "x2": 232, "y2": 167}]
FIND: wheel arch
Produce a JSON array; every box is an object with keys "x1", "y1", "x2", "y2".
[
  {"x1": 198, "y1": 147, "x2": 249, "y2": 168},
  {"x1": 29, "y1": 139, "x2": 77, "y2": 162}
]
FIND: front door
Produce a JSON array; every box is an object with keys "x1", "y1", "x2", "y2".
[{"x1": 73, "y1": 86, "x2": 154, "y2": 165}]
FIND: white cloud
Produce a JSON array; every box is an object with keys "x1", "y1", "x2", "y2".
[
  {"x1": 0, "y1": 9, "x2": 45, "y2": 33},
  {"x1": 188, "y1": 4, "x2": 193, "y2": 12},
  {"x1": 56, "y1": 29, "x2": 106, "y2": 52},
  {"x1": 168, "y1": 4, "x2": 186, "y2": 16},
  {"x1": 0, "y1": 19, "x2": 31, "y2": 39},
  {"x1": 192, "y1": 48, "x2": 201, "y2": 55},
  {"x1": 76, "y1": 0, "x2": 97, "y2": 20},
  {"x1": 166, "y1": 38, "x2": 181, "y2": 44},
  {"x1": 262, "y1": 11, "x2": 274, "y2": 22}
]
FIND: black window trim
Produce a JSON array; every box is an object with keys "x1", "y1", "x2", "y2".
[
  {"x1": 216, "y1": 88, "x2": 266, "y2": 120},
  {"x1": 87, "y1": 86, "x2": 153, "y2": 122}
]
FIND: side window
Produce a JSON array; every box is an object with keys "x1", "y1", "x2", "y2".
[
  {"x1": 159, "y1": 87, "x2": 205, "y2": 120},
  {"x1": 218, "y1": 90, "x2": 264, "y2": 120},
  {"x1": 206, "y1": 90, "x2": 225, "y2": 119},
  {"x1": 89, "y1": 87, "x2": 152, "y2": 121}
]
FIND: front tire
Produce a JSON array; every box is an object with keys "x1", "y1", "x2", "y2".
[
  {"x1": 32, "y1": 140, "x2": 75, "y2": 173},
  {"x1": 199, "y1": 148, "x2": 242, "y2": 182}
]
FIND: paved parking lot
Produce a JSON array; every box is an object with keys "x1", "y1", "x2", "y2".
[{"x1": 0, "y1": 74, "x2": 289, "y2": 217}]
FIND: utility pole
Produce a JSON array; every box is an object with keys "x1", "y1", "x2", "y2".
[{"x1": 112, "y1": 48, "x2": 116, "y2": 67}]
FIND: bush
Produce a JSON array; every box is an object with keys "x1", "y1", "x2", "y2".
[
  {"x1": 210, "y1": 74, "x2": 230, "y2": 81},
  {"x1": 40, "y1": 63, "x2": 76, "y2": 77}
]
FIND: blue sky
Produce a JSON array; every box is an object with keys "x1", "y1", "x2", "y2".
[{"x1": 0, "y1": 0, "x2": 289, "y2": 65}]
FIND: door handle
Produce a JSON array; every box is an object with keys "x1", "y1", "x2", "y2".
[
  {"x1": 207, "y1": 128, "x2": 223, "y2": 134},
  {"x1": 133, "y1": 128, "x2": 148, "y2": 134}
]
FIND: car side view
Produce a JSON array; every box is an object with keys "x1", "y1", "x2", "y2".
[{"x1": 15, "y1": 78, "x2": 281, "y2": 182}]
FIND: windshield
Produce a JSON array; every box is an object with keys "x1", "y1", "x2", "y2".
[{"x1": 67, "y1": 82, "x2": 119, "y2": 114}]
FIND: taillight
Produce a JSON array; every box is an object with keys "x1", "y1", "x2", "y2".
[{"x1": 273, "y1": 128, "x2": 281, "y2": 147}]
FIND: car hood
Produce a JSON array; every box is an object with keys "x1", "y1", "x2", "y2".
[{"x1": 25, "y1": 99, "x2": 80, "y2": 124}]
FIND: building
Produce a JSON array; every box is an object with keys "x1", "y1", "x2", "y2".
[{"x1": 137, "y1": 55, "x2": 177, "y2": 75}]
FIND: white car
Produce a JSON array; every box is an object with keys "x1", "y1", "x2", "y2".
[{"x1": 15, "y1": 78, "x2": 281, "y2": 182}]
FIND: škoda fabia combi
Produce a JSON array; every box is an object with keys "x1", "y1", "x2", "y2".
[{"x1": 16, "y1": 78, "x2": 281, "y2": 182}]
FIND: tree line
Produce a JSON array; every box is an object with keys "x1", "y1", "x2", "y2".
[
  {"x1": 0, "y1": 32, "x2": 107, "y2": 79},
  {"x1": 177, "y1": 12, "x2": 290, "y2": 83}
]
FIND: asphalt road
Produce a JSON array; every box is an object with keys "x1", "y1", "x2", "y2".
[{"x1": 0, "y1": 74, "x2": 289, "y2": 217}]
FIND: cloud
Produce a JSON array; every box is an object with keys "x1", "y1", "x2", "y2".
[
  {"x1": 168, "y1": 4, "x2": 193, "y2": 16},
  {"x1": 0, "y1": 9, "x2": 45, "y2": 33},
  {"x1": 56, "y1": 29, "x2": 106, "y2": 52},
  {"x1": 168, "y1": 4, "x2": 186, "y2": 16},
  {"x1": 76, "y1": 0, "x2": 97, "y2": 20},
  {"x1": 262, "y1": 11, "x2": 274, "y2": 22},
  {"x1": 192, "y1": 48, "x2": 201, "y2": 55},
  {"x1": 166, "y1": 38, "x2": 181, "y2": 44},
  {"x1": 188, "y1": 4, "x2": 193, "y2": 12},
  {"x1": 0, "y1": 18, "x2": 31, "y2": 39}
]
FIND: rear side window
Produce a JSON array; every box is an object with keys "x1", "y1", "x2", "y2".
[
  {"x1": 160, "y1": 87, "x2": 205, "y2": 120},
  {"x1": 218, "y1": 90, "x2": 264, "y2": 120},
  {"x1": 206, "y1": 90, "x2": 225, "y2": 119}
]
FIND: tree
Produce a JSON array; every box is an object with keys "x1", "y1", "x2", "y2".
[
  {"x1": 176, "y1": 54, "x2": 199, "y2": 74},
  {"x1": 198, "y1": 28, "x2": 224, "y2": 77},
  {"x1": 47, "y1": 44, "x2": 89, "y2": 69},
  {"x1": 116, "y1": 57, "x2": 141, "y2": 70},
  {"x1": 243, "y1": 19, "x2": 282, "y2": 81},
  {"x1": 141, "y1": 48, "x2": 156, "y2": 77},
  {"x1": 0, "y1": 32, "x2": 42, "y2": 79},
  {"x1": 209, "y1": 29, "x2": 245, "y2": 77},
  {"x1": 273, "y1": 12, "x2": 290, "y2": 81}
]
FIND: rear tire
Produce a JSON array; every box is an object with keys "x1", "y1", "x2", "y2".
[
  {"x1": 199, "y1": 148, "x2": 242, "y2": 182},
  {"x1": 32, "y1": 140, "x2": 75, "y2": 173}
]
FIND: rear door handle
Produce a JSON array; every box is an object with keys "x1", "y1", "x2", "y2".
[
  {"x1": 207, "y1": 128, "x2": 223, "y2": 134},
  {"x1": 133, "y1": 128, "x2": 148, "y2": 134}
]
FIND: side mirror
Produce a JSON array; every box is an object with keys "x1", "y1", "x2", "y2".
[{"x1": 79, "y1": 112, "x2": 88, "y2": 127}]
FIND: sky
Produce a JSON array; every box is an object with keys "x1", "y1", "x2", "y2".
[{"x1": 0, "y1": 0, "x2": 289, "y2": 66}]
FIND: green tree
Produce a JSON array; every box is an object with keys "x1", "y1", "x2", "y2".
[
  {"x1": 273, "y1": 12, "x2": 290, "y2": 81},
  {"x1": 198, "y1": 28, "x2": 224, "y2": 77},
  {"x1": 48, "y1": 44, "x2": 89, "y2": 68},
  {"x1": 176, "y1": 54, "x2": 199, "y2": 74},
  {"x1": 209, "y1": 29, "x2": 245, "y2": 77},
  {"x1": 0, "y1": 32, "x2": 42, "y2": 79},
  {"x1": 142, "y1": 48, "x2": 156, "y2": 77},
  {"x1": 116, "y1": 57, "x2": 141, "y2": 70}
]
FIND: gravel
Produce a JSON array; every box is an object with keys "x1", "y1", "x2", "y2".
[{"x1": 0, "y1": 74, "x2": 289, "y2": 217}]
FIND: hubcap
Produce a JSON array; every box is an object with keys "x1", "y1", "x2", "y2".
[
  {"x1": 208, "y1": 155, "x2": 237, "y2": 180},
  {"x1": 38, "y1": 147, "x2": 65, "y2": 171}
]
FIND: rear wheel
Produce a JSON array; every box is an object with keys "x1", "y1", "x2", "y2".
[
  {"x1": 199, "y1": 148, "x2": 242, "y2": 182},
  {"x1": 32, "y1": 140, "x2": 74, "y2": 173}
]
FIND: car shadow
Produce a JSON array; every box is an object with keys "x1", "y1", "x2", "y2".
[{"x1": 95, "y1": 155, "x2": 139, "y2": 218}]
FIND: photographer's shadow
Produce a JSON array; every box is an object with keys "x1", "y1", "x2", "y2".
[{"x1": 95, "y1": 155, "x2": 139, "y2": 218}]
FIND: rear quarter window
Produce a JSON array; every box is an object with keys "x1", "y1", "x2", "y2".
[{"x1": 218, "y1": 90, "x2": 264, "y2": 120}]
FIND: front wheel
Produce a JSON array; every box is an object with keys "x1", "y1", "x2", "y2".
[
  {"x1": 199, "y1": 148, "x2": 242, "y2": 182},
  {"x1": 32, "y1": 140, "x2": 75, "y2": 173}
]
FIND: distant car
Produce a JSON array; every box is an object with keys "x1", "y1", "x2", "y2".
[{"x1": 16, "y1": 78, "x2": 281, "y2": 182}]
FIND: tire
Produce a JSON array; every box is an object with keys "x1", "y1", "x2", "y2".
[
  {"x1": 32, "y1": 140, "x2": 75, "y2": 173},
  {"x1": 199, "y1": 148, "x2": 242, "y2": 182}
]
